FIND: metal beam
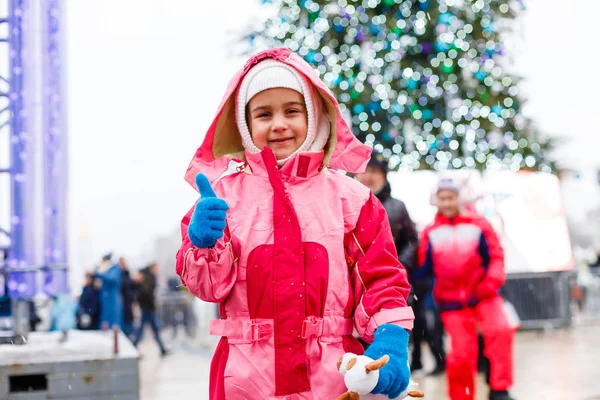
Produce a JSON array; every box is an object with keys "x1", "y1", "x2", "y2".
[{"x1": 42, "y1": 0, "x2": 69, "y2": 295}]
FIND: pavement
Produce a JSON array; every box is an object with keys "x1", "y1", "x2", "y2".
[{"x1": 137, "y1": 322, "x2": 600, "y2": 399}]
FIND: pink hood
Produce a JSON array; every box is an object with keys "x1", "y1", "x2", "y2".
[{"x1": 184, "y1": 47, "x2": 372, "y2": 188}]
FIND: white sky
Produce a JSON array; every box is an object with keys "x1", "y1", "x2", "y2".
[
  {"x1": 65, "y1": 0, "x2": 260, "y2": 271},
  {"x1": 64, "y1": 0, "x2": 600, "y2": 276}
]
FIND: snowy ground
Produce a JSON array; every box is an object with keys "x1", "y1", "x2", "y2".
[{"x1": 136, "y1": 323, "x2": 600, "y2": 400}]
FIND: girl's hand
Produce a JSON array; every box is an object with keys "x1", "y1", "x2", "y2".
[{"x1": 188, "y1": 173, "x2": 230, "y2": 248}]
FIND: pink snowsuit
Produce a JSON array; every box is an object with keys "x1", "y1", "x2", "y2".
[{"x1": 175, "y1": 48, "x2": 414, "y2": 400}]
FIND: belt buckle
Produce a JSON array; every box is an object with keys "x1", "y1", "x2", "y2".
[
  {"x1": 250, "y1": 321, "x2": 272, "y2": 341},
  {"x1": 301, "y1": 318, "x2": 323, "y2": 339}
]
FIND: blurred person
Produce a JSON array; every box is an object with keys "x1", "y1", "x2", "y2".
[
  {"x1": 588, "y1": 249, "x2": 600, "y2": 269},
  {"x1": 0, "y1": 275, "x2": 9, "y2": 317},
  {"x1": 166, "y1": 276, "x2": 186, "y2": 339},
  {"x1": 414, "y1": 177, "x2": 516, "y2": 400},
  {"x1": 409, "y1": 271, "x2": 446, "y2": 375},
  {"x1": 49, "y1": 294, "x2": 77, "y2": 342},
  {"x1": 119, "y1": 257, "x2": 137, "y2": 338},
  {"x1": 27, "y1": 299, "x2": 41, "y2": 332},
  {"x1": 176, "y1": 48, "x2": 413, "y2": 400},
  {"x1": 95, "y1": 253, "x2": 123, "y2": 330},
  {"x1": 355, "y1": 152, "x2": 419, "y2": 273},
  {"x1": 132, "y1": 262, "x2": 169, "y2": 356},
  {"x1": 355, "y1": 152, "x2": 447, "y2": 373},
  {"x1": 356, "y1": 152, "x2": 445, "y2": 375},
  {"x1": 77, "y1": 272, "x2": 100, "y2": 330}
]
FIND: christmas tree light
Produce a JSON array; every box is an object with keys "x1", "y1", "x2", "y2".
[{"x1": 247, "y1": 0, "x2": 555, "y2": 172}]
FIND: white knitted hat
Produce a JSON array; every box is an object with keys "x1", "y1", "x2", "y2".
[
  {"x1": 245, "y1": 63, "x2": 303, "y2": 104},
  {"x1": 430, "y1": 174, "x2": 482, "y2": 208},
  {"x1": 436, "y1": 177, "x2": 462, "y2": 193},
  {"x1": 236, "y1": 59, "x2": 320, "y2": 165}
]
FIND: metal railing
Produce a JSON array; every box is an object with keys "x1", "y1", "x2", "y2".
[
  {"x1": 156, "y1": 291, "x2": 198, "y2": 340},
  {"x1": 501, "y1": 271, "x2": 575, "y2": 330}
]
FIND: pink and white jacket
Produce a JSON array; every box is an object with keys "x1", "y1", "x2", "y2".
[{"x1": 175, "y1": 48, "x2": 413, "y2": 400}]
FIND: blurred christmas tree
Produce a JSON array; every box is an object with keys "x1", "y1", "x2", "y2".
[{"x1": 245, "y1": 0, "x2": 556, "y2": 172}]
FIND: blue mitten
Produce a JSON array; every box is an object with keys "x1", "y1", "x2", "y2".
[
  {"x1": 364, "y1": 324, "x2": 410, "y2": 399},
  {"x1": 188, "y1": 173, "x2": 229, "y2": 248}
]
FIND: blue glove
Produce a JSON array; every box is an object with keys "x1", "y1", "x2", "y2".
[
  {"x1": 188, "y1": 173, "x2": 229, "y2": 248},
  {"x1": 364, "y1": 324, "x2": 410, "y2": 399}
]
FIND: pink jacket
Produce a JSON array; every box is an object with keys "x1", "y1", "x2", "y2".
[{"x1": 176, "y1": 48, "x2": 413, "y2": 400}]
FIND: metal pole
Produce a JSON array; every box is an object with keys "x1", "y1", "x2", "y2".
[
  {"x1": 41, "y1": 0, "x2": 68, "y2": 296},
  {"x1": 6, "y1": 0, "x2": 37, "y2": 345},
  {"x1": 7, "y1": 0, "x2": 37, "y2": 299}
]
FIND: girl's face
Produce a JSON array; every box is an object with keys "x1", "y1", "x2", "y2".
[
  {"x1": 437, "y1": 189, "x2": 460, "y2": 218},
  {"x1": 247, "y1": 88, "x2": 308, "y2": 160}
]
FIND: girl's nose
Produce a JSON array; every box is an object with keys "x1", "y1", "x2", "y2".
[{"x1": 271, "y1": 114, "x2": 288, "y2": 132}]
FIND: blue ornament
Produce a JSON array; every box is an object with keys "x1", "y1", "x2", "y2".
[
  {"x1": 353, "y1": 104, "x2": 365, "y2": 114},
  {"x1": 368, "y1": 102, "x2": 380, "y2": 112},
  {"x1": 433, "y1": 40, "x2": 450, "y2": 53},
  {"x1": 406, "y1": 79, "x2": 419, "y2": 90},
  {"x1": 334, "y1": 75, "x2": 343, "y2": 86},
  {"x1": 422, "y1": 109, "x2": 433, "y2": 121},
  {"x1": 438, "y1": 12, "x2": 453, "y2": 25},
  {"x1": 334, "y1": 24, "x2": 344, "y2": 33},
  {"x1": 491, "y1": 104, "x2": 504, "y2": 115},
  {"x1": 391, "y1": 103, "x2": 404, "y2": 114},
  {"x1": 299, "y1": 0, "x2": 308, "y2": 8},
  {"x1": 305, "y1": 51, "x2": 316, "y2": 63},
  {"x1": 483, "y1": 22, "x2": 496, "y2": 33},
  {"x1": 474, "y1": 70, "x2": 487, "y2": 81},
  {"x1": 382, "y1": 132, "x2": 391, "y2": 141},
  {"x1": 369, "y1": 23, "x2": 381, "y2": 35},
  {"x1": 418, "y1": 0, "x2": 430, "y2": 11}
]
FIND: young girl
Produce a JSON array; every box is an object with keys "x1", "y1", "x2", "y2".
[{"x1": 176, "y1": 48, "x2": 414, "y2": 399}]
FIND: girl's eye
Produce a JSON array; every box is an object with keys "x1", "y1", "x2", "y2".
[
  {"x1": 287, "y1": 109, "x2": 299, "y2": 114},
  {"x1": 256, "y1": 113, "x2": 270, "y2": 118}
]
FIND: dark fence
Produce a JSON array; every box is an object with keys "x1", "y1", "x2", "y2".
[{"x1": 502, "y1": 271, "x2": 576, "y2": 330}]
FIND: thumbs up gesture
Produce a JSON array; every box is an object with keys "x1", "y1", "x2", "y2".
[{"x1": 188, "y1": 173, "x2": 230, "y2": 248}]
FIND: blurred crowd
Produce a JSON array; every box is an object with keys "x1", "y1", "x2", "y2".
[
  {"x1": 73, "y1": 255, "x2": 170, "y2": 355},
  {"x1": 20, "y1": 255, "x2": 178, "y2": 356}
]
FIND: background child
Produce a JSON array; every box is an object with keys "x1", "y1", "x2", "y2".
[
  {"x1": 415, "y1": 176, "x2": 516, "y2": 400},
  {"x1": 176, "y1": 48, "x2": 414, "y2": 399}
]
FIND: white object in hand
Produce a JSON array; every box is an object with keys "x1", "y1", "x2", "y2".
[
  {"x1": 337, "y1": 353, "x2": 389, "y2": 396},
  {"x1": 396, "y1": 380, "x2": 423, "y2": 399}
]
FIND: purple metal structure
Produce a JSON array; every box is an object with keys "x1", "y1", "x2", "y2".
[
  {"x1": 0, "y1": 3, "x2": 10, "y2": 298},
  {"x1": 3, "y1": 0, "x2": 39, "y2": 299},
  {"x1": 0, "y1": 0, "x2": 68, "y2": 300},
  {"x1": 41, "y1": 0, "x2": 68, "y2": 296}
]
